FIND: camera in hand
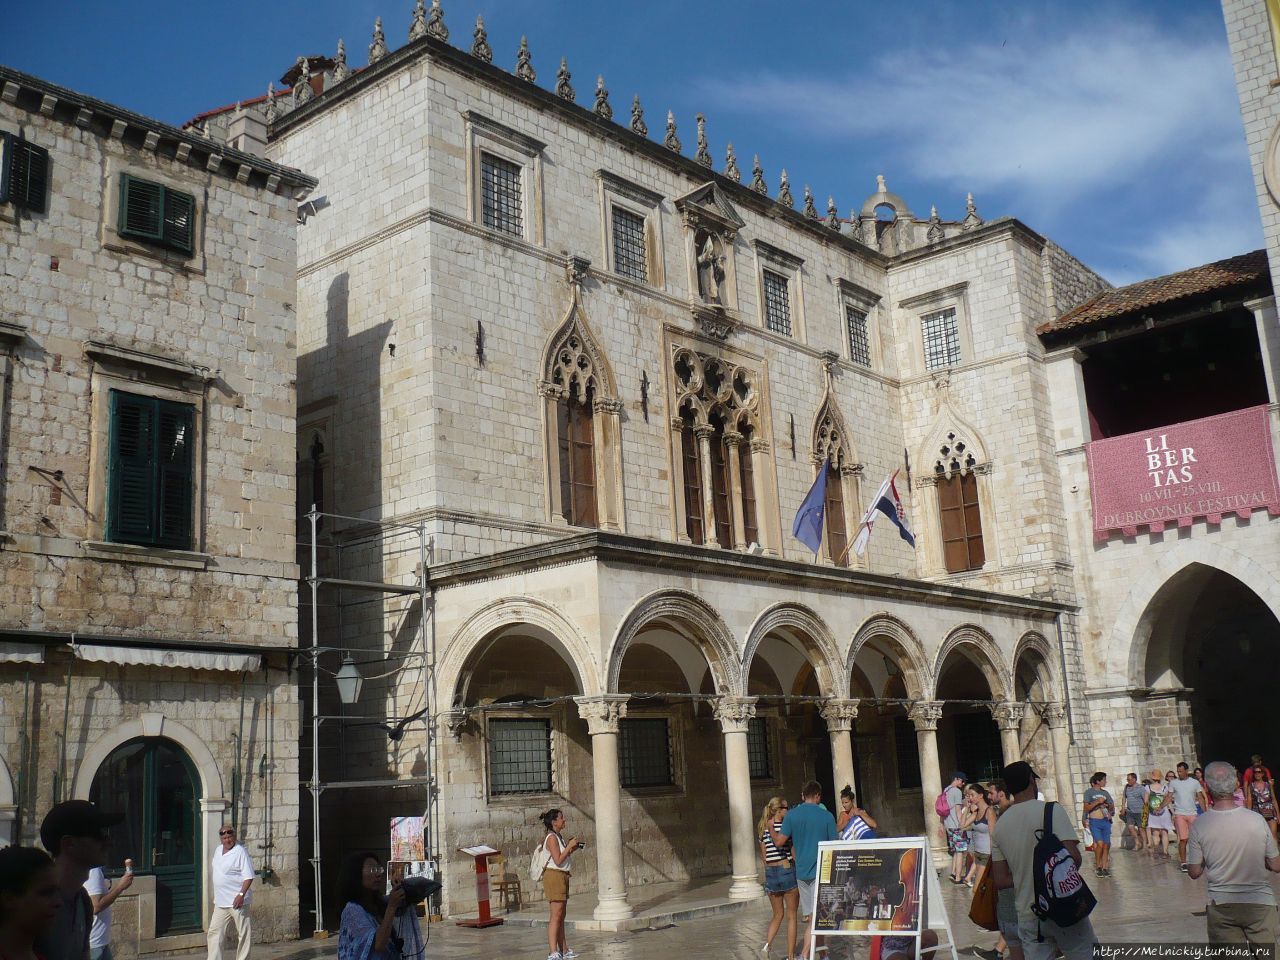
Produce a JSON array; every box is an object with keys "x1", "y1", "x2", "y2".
[
  {"x1": 576, "y1": 841, "x2": 587, "y2": 850},
  {"x1": 400, "y1": 875, "x2": 442, "y2": 905}
]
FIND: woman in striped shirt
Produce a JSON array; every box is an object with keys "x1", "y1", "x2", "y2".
[{"x1": 757, "y1": 796, "x2": 798, "y2": 958}]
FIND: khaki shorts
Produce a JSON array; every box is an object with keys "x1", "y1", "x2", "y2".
[
  {"x1": 1173, "y1": 814, "x2": 1197, "y2": 841},
  {"x1": 1206, "y1": 902, "x2": 1279, "y2": 945},
  {"x1": 543, "y1": 868, "x2": 570, "y2": 901}
]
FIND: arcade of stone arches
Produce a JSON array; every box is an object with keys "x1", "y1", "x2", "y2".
[{"x1": 440, "y1": 591, "x2": 1074, "y2": 923}]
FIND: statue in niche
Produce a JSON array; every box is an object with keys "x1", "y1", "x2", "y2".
[{"x1": 695, "y1": 230, "x2": 725, "y2": 305}]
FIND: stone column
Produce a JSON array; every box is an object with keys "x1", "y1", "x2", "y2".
[
  {"x1": 989, "y1": 702, "x2": 1025, "y2": 766},
  {"x1": 714, "y1": 696, "x2": 764, "y2": 899},
  {"x1": 819, "y1": 699, "x2": 860, "y2": 799},
  {"x1": 1043, "y1": 702, "x2": 1074, "y2": 805},
  {"x1": 1245, "y1": 296, "x2": 1280, "y2": 404},
  {"x1": 574, "y1": 695, "x2": 633, "y2": 921},
  {"x1": 909, "y1": 701, "x2": 946, "y2": 861}
]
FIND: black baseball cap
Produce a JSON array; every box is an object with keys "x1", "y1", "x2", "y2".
[
  {"x1": 40, "y1": 800, "x2": 123, "y2": 853},
  {"x1": 1002, "y1": 761, "x2": 1040, "y2": 795}
]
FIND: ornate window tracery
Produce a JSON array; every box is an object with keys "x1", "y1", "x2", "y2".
[{"x1": 809, "y1": 384, "x2": 862, "y2": 568}]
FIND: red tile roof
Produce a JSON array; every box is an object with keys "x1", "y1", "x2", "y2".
[{"x1": 1037, "y1": 249, "x2": 1271, "y2": 338}]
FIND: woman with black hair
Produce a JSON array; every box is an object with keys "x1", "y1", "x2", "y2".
[
  {"x1": 533, "y1": 808, "x2": 582, "y2": 960},
  {"x1": 336, "y1": 852, "x2": 423, "y2": 960},
  {"x1": 0, "y1": 846, "x2": 62, "y2": 960}
]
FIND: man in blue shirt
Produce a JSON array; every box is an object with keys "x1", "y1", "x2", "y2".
[{"x1": 773, "y1": 780, "x2": 836, "y2": 960}]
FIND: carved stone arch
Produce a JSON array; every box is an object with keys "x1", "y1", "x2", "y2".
[
  {"x1": 742, "y1": 602, "x2": 844, "y2": 698},
  {"x1": 933, "y1": 624, "x2": 1010, "y2": 701},
  {"x1": 677, "y1": 393, "x2": 710, "y2": 427},
  {"x1": 540, "y1": 296, "x2": 617, "y2": 399},
  {"x1": 848, "y1": 613, "x2": 930, "y2": 700},
  {"x1": 915, "y1": 399, "x2": 991, "y2": 480},
  {"x1": 73, "y1": 714, "x2": 224, "y2": 801},
  {"x1": 441, "y1": 596, "x2": 603, "y2": 705},
  {"x1": 608, "y1": 588, "x2": 741, "y2": 695},
  {"x1": 1013, "y1": 631, "x2": 1059, "y2": 700},
  {"x1": 811, "y1": 388, "x2": 857, "y2": 470}
]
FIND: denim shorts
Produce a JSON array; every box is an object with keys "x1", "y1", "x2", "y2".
[{"x1": 765, "y1": 863, "x2": 797, "y2": 893}]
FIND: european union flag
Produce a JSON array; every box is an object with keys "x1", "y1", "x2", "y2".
[{"x1": 792, "y1": 458, "x2": 830, "y2": 555}]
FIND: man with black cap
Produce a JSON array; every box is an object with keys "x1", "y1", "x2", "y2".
[
  {"x1": 37, "y1": 800, "x2": 123, "y2": 960},
  {"x1": 990, "y1": 761, "x2": 1097, "y2": 960}
]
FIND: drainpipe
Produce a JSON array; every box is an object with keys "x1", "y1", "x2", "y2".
[
  {"x1": 1054, "y1": 612, "x2": 1076, "y2": 744},
  {"x1": 232, "y1": 672, "x2": 247, "y2": 831}
]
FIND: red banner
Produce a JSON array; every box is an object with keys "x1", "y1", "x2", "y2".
[{"x1": 1085, "y1": 405, "x2": 1280, "y2": 541}]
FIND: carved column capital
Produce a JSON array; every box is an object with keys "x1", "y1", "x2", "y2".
[
  {"x1": 908, "y1": 700, "x2": 944, "y2": 732},
  {"x1": 670, "y1": 416, "x2": 688, "y2": 432},
  {"x1": 574, "y1": 695, "x2": 630, "y2": 735},
  {"x1": 749, "y1": 438, "x2": 770, "y2": 454},
  {"x1": 441, "y1": 709, "x2": 471, "y2": 740},
  {"x1": 538, "y1": 379, "x2": 566, "y2": 401},
  {"x1": 723, "y1": 430, "x2": 744, "y2": 447},
  {"x1": 713, "y1": 696, "x2": 757, "y2": 734},
  {"x1": 1042, "y1": 702, "x2": 1068, "y2": 729},
  {"x1": 839, "y1": 462, "x2": 864, "y2": 478},
  {"x1": 593, "y1": 396, "x2": 624, "y2": 415},
  {"x1": 819, "y1": 698, "x2": 860, "y2": 733},
  {"x1": 989, "y1": 702, "x2": 1025, "y2": 731},
  {"x1": 693, "y1": 424, "x2": 716, "y2": 441}
]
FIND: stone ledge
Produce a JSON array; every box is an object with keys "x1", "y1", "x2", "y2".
[{"x1": 82, "y1": 540, "x2": 212, "y2": 570}]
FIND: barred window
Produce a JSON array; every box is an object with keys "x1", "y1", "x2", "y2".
[
  {"x1": 611, "y1": 206, "x2": 648, "y2": 282},
  {"x1": 488, "y1": 718, "x2": 552, "y2": 795},
  {"x1": 893, "y1": 716, "x2": 922, "y2": 789},
  {"x1": 921, "y1": 307, "x2": 961, "y2": 369},
  {"x1": 762, "y1": 270, "x2": 792, "y2": 337},
  {"x1": 619, "y1": 718, "x2": 673, "y2": 788},
  {"x1": 846, "y1": 307, "x2": 871, "y2": 367},
  {"x1": 480, "y1": 152, "x2": 523, "y2": 237},
  {"x1": 747, "y1": 717, "x2": 771, "y2": 780}
]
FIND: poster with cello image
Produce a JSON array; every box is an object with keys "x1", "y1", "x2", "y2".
[{"x1": 812, "y1": 840, "x2": 923, "y2": 936}]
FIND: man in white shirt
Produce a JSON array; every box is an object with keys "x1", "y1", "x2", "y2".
[
  {"x1": 1169, "y1": 761, "x2": 1207, "y2": 871},
  {"x1": 206, "y1": 824, "x2": 254, "y2": 960},
  {"x1": 1187, "y1": 761, "x2": 1280, "y2": 945},
  {"x1": 85, "y1": 862, "x2": 133, "y2": 960}
]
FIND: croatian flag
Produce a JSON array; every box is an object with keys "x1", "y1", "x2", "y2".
[
  {"x1": 791, "y1": 458, "x2": 830, "y2": 555},
  {"x1": 852, "y1": 469, "x2": 916, "y2": 557}
]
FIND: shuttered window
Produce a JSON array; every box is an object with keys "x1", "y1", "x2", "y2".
[
  {"x1": 937, "y1": 471, "x2": 984, "y2": 572},
  {"x1": 709, "y1": 423, "x2": 733, "y2": 548},
  {"x1": 117, "y1": 174, "x2": 196, "y2": 255},
  {"x1": 680, "y1": 415, "x2": 704, "y2": 544},
  {"x1": 739, "y1": 433, "x2": 758, "y2": 548},
  {"x1": 824, "y1": 462, "x2": 848, "y2": 567},
  {"x1": 0, "y1": 133, "x2": 50, "y2": 213},
  {"x1": 108, "y1": 391, "x2": 195, "y2": 550},
  {"x1": 555, "y1": 385, "x2": 597, "y2": 527}
]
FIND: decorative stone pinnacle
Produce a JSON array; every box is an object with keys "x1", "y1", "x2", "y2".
[
  {"x1": 695, "y1": 113, "x2": 712, "y2": 166},
  {"x1": 294, "y1": 57, "x2": 314, "y2": 105},
  {"x1": 962, "y1": 192, "x2": 984, "y2": 231},
  {"x1": 593, "y1": 75, "x2": 612, "y2": 120},
  {"x1": 369, "y1": 17, "x2": 388, "y2": 63},
  {"x1": 470, "y1": 15, "x2": 492, "y2": 62},
  {"x1": 556, "y1": 57, "x2": 575, "y2": 101},
  {"x1": 515, "y1": 35, "x2": 535, "y2": 82},
  {"x1": 750, "y1": 154, "x2": 767, "y2": 194},
  {"x1": 825, "y1": 196, "x2": 840, "y2": 230},
  {"x1": 724, "y1": 143, "x2": 741, "y2": 182},
  {"x1": 264, "y1": 83, "x2": 278, "y2": 123},
  {"x1": 777, "y1": 169, "x2": 794, "y2": 208},
  {"x1": 409, "y1": 0, "x2": 429, "y2": 40},
  {"x1": 927, "y1": 205, "x2": 944, "y2": 243},
  {"x1": 803, "y1": 185, "x2": 818, "y2": 219},
  {"x1": 876, "y1": 173, "x2": 887, "y2": 193},
  {"x1": 664, "y1": 111, "x2": 681, "y2": 153},
  {"x1": 333, "y1": 39, "x2": 350, "y2": 82},
  {"x1": 630, "y1": 95, "x2": 648, "y2": 136},
  {"x1": 850, "y1": 214, "x2": 864, "y2": 243},
  {"x1": 426, "y1": 0, "x2": 448, "y2": 41}
]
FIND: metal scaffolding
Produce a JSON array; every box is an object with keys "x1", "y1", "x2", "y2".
[{"x1": 299, "y1": 507, "x2": 437, "y2": 934}]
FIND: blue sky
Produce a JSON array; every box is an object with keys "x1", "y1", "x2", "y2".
[{"x1": 3, "y1": 0, "x2": 1261, "y2": 285}]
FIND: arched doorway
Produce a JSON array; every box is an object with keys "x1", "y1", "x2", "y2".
[
  {"x1": 1140, "y1": 564, "x2": 1280, "y2": 769},
  {"x1": 935, "y1": 638, "x2": 1005, "y2": 786},
  {"x1": 90, "y1": 738, "x2": 203, "y2": 934}
]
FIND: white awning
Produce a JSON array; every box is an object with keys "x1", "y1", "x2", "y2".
[
  {"x1": 0, "y1": 642, "x2": 44, "y2": 664},
  {"x1": 73, "y1": 644, "x2": 262, "y2": 673}
]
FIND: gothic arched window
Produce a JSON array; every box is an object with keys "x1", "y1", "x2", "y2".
[
  {"x1": 934, "y1": 432, "x2": 985, "y2": 573},
  {"x1": 679, "y1": 407, "x2": 704, "y2": 543},
  {"x1": 556, "y1": 381, "x2": 597, "y2": 527},
  {"x1": 824, "y1": 459, "x2": 849, "y2": 567}
]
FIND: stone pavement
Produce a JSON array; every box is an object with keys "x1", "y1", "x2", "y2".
[{"x1": 181, "y1": 845, "x2": 1277, "y2": 960}]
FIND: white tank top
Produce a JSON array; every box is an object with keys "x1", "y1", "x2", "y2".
[{"x1": 545, "y1": 831, "x2": 572, "y2": 873}]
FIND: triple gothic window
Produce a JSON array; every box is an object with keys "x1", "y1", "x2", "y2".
[{"x1": 933, "y1": 432, "x2": 986, "y2": 573}]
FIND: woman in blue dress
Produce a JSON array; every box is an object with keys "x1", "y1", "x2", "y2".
[{"x1": 337, "y1": 853, "x2": 424, "y2": 960}]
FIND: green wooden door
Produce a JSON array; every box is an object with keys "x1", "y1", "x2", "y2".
[{"x1": 91, "y1": 738, "x2": 203, "y2": 934}]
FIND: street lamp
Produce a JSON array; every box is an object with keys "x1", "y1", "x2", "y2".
[{"x1": 335, "y1": 655, "x2": 363, "y2": 705}]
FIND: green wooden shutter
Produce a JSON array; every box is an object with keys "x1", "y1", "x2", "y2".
[
  {"x1": 1, "y1": 134, "x2": 50, "y2": 213},
  {"x1": 118, "y1": 174, "x2": 164, "y2": 241},
  {"x1": 109, "y1": 392, "x2": 157, "y2": 544},
  {"x1": 155, "y1": 400, "x2": 195, "y2": 549},
  {"x1": 162, "y1": 189, "x2": 195, "y2": 254}
]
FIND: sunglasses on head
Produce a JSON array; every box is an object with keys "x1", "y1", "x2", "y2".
[{"x1": 219, "y1": 830, "x2": 235, "y2": 836}]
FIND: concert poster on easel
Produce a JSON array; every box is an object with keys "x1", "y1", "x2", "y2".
[
  {"x1": 812, "y1": 839, "x2": 923, "y2": 935},
  {"x1": 390, "y1": 816, "x2": 426, "y2": 862}
]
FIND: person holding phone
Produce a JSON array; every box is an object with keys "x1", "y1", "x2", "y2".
[
  {"x1": 336, "y1": 852, "x2": 422, "y2": 960},
  {"x1": 540, "y1": 809, "x2": 582, "y2": 960}
]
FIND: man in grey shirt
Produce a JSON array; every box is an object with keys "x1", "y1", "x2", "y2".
[
  {"x1": 942, "y1": 771, "x2": 967, "y2": 883},
  {"x1": 1169, "y1": 761, "x2": 1207, "y2": 870},
  {"x1": 1187, "y1": 761, "x2": 1280, "y2": 945}
]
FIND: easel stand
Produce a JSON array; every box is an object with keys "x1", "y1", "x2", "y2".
[{"x1": 455, "y1": 847, "x2": 503, "y2": 928}]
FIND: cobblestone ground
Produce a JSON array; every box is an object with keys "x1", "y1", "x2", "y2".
[{"x1": 189, "y1": 844, "x2": 1278, "y2": 960}]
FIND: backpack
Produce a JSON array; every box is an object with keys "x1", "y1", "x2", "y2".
[
  {"x1": 1031, "y1": 801, "x2": 1096, "y2": 928},
  {"x1": 529, "y1": 834, "x2": 552, "y2": 883},
  {"x1": 934, "y1": 791, "x2": 952, "y2": 819}
]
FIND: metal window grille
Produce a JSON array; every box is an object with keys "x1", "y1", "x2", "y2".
[
  {"x1": 488, "y1": 718, "x2": 552, "y2": 795},
  {"x1": 611, "y1": 205, "x2": 648, "y2": 281},
  {"x1": 846, "y1": 306, "x2": 871, "y2": 367},
  {"x1": 893, "y1": 716, "x2": 922, "y2": 789},
  {"x1": 921, "y1": 307, "x2": 961, "y2": 369},
  {"x1": 480, "y1": 152, "x2": 523, "y2": 236},
  {"x1": 762, "y1": 270, "x2": 792, "y2": 336},
  {"x1": 619, "y1": 718, "x2": 673, "y2": 788},
  {"x1": 747, "y1": 717, "x2": 771, "y2": 780}
]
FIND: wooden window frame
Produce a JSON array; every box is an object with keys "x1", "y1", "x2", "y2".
[
  {"x1": 106, "y1": 390, "x2": 197, "y2": 550},
  {"x1": 823, "y1": 460, "x2": 849, "y2": 568},
  {"x1": 117, "y1": 174, "x2": 196, "y2": 256},
  {"x1": 708, "y1": 421, "x2": 734, "y2": 549},
  {"x1": 555, "y1": 384, "x2": 598, "y2": 528},
  {"x1": 0, "y1": 132, "x2": 50, "y2": 214},
  {"x1": 937, "y1": 471, "x2": 985, "y2": 573},
  {"x1": 680, "y1": 415, "x2": 704, "y2": 544}
]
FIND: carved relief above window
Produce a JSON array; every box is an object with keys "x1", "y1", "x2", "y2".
[
  {"x1": 666, "y1": 340, "x2": 779, "y2": 554},
  {"x1": 934, "y1": 431, "x2": 983, "y2": 479}
]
